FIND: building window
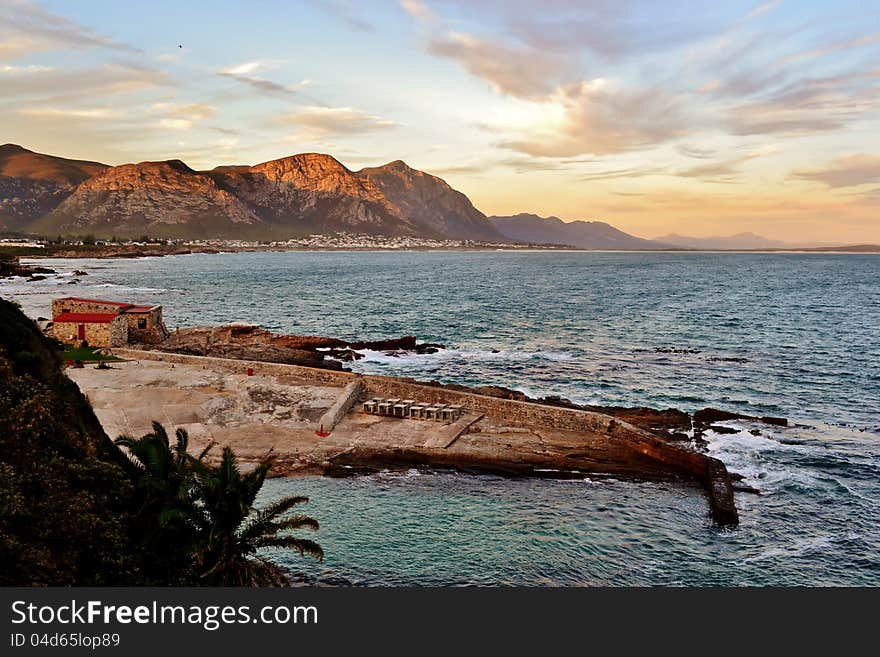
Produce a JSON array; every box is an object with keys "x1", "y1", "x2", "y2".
[{"x1": 138, "y1": 318, "x2": 147, "y2": 329}]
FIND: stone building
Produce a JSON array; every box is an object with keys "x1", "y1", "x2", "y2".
[
  {"x1": 52, "y1": 312, "x2": 129, "y2": 347},
  {"x1": 51, "y1": 296, "x2": 168, "y2": 347}
]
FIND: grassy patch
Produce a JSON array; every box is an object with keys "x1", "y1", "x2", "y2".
[{"x1": 61, "y1": 345, "x2": 121, "y2": 363}]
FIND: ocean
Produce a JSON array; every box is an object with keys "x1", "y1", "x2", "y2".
[{"x1": 4, "y1": 250, "x2": 879, "y2": 585}]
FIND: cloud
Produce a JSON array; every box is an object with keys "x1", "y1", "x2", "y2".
[
  {"x1": 310, "y1": 0, "x2": 375, "y2": 32},
  {"x1": 150, "y1": 103, "x2": 216, "y2": 131},
  {"x1": 793, "y1": 154, "x2": 880, "y2": 188},
  {"x1": 222, "y1": 60, "x2": 268, "y2": 76},
  {"x1": 418, "y1": 9, "x2": 699, "y2": 157},
  {"x1": 400, "y1": 0, "x2": 434, "y2": 20},
  {"x1": 277, "y1": 106, "x2": 397, "y2": 135},
  {"x1": 218, "y1": 60, "x2": 290, "y2": 94},
  {"x1": 500, "y1": 80, "x2": 690, "y2": 157},
  {"x1": 217, "y1": 60, "x2": 320, "y2": 101},
  {"x1": 779, "y1": 32, "x2": 880, "y2": 67},
  {"x1": 675, "y1": 147, "x2": 776, "y2": 180},
  {"x1": 221, "y1": 74, "x2": 290, "y2": 94},
  {"x1": 726, "y1": 70, "x2": 880, "y2": 136},
  {"x1": 746, "y1": 1, "x2": 783, "y2": 21},
  {"x1": 578, "y1": 166, "x2": 666, "y2": 181},
  {"x1": 18, "y1": 106, "x2": 121, "y2": 119},
  {"x1": 158, "y1": 118, "x2": 192, "y2": 131},
  {"x1": 428, "y1": 31, "x2": 572, "y2": 98},
  {"x1": 425, "y1": 0, "x2": 724, "y2": 61},
  {"x1": 425, "y1": 162, "x2": 488, "y2": 176},
  {"x1": 1, "y1": 64, "x2": 54, "y2": 74},
  {"x1": 677, "y1": 145, "x2": 716, "y2": 159},
  {"x1": 149, "y1": 102, "x2": 216, "y2": 121},
  {"x1": 0, "y1": 0, "x2": 138, "y2": 58},
  {"x1": 0, "y1": 62, "x2": 168, "y2": 104}
]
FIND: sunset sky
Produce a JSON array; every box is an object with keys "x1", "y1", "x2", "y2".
[{"x1": 2, "y1": 0, "x2": 879, "y2": 242}]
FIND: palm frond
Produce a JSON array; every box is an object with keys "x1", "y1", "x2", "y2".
[
  {"x1": 196, "y1": 440, "x2": 216, "y2": 462},
  {"x1": 257, "y1": 536, "x2": 324, "y2": 561},
  {"x1": 151, "y1": 420, "x2": 170, "y2": 447}
]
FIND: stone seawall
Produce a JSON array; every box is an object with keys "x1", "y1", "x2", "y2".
[
  {"x1": 113, "y1": 348, "x2": 622, "y2": 434},
  {"x1": 110, "y1": 348, "x2": 738, "y2": 525}
]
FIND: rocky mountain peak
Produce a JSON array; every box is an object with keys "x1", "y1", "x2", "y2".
[
  {"x1": 359, "y1": 161, "x2": 502, "y2": 241},
  {"x1": 0, "y1": 143, "x2": 29, "y2": 157},
  {"x1": 0, "y1": 145, "x2": 109, "y2": 231}
]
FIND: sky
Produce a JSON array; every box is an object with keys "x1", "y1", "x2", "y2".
[{"x1": 1, "y1": 0, "x2": 879, "y2": 242}]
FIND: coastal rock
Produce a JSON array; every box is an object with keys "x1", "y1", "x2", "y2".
[
  {"x1": 150, "y1": 325, "x2": 442, "y2": 371},
  {"x1": 0, "y1": 256, "x2": 41, "y2": 278},
  {"x1": 708, "y1": 424, "x2": 739, "y2": 434},
  {"x1": 585, "y1": 405, "x2": 693, "y2": 435},
  {"x1": 694, "y1": 408, "x2": 788, "y2": 427},
  {"x1": 654, "y1": 346, "x2": 701, "y2": 355}
]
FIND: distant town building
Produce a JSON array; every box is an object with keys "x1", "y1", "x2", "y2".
[
  {"x1": 51, "y1": 296, "x2": 168, "y2": 347},
  {"x1": 0, "y1": 239, "x2": 44, "y2": 248}
]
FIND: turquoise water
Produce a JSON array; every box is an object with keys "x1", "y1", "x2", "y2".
[{"x1": 5, "y1": 251, "x2": 880, "y2": 585}]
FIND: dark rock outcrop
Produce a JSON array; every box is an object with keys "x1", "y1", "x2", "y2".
[
  {"x1": 694, "y1": 408, "x2": 788, "y2": 428},
  {"x1": 146, "y1": 325, "x2": 445, "y2": 370}
]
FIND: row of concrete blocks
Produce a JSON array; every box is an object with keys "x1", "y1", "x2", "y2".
[{"x1": 363, "y1": 397, "x2": 463, "y2": 422}]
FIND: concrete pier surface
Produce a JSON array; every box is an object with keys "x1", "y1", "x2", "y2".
[{"x1": 68, "y1": 349, "x2": 739, "y2": 526}]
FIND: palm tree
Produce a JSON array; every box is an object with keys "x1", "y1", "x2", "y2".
[
  {"x1": 194, "y1": 447, "x2": 323, "y2": 586},
  {"x1": 115, "y1": 422, "x2": 211, "y2": 583},
  {"x1": 115, "y1": 422, "x2": 210, "y2": 525}
]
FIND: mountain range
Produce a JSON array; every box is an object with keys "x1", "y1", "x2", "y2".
[
  {"x1": 488, "y1": 213, "x2": 670, "y2": 250},
  {"x1": 1, "y1": 144, "x2": 502, "y2": 241},
  {"x1": 654, "y1": 232, "x2": 796, "y2": 250},
  {"x1": 1, "y1": 144, "x2": 847, "y2": 250}
]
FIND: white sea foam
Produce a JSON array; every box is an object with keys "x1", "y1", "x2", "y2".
[
  {"x1": 351, "y1": 346, "x2": 575, "y2": 366},
  {"x1": 742, "y1": 535, "x2": 836, "y2": 563},
  {"x1": 704, "y1": 424, "x2": 826, "y2": 492},
  {"x1": 94, "y1": 283, "x2": 170, "y2": 293}
]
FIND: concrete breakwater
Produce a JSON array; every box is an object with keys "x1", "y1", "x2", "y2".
[{"x1": 83, "y1": 348, "x2": 739, "y2": 525}]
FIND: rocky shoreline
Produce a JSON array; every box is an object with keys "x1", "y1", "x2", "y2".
[
  {"x1": 0, "y1": 255, "x2": 57, "y2": 280},
  {"x1": 76, "y1": 347, "x2": 746, "y2": 525},
  {"x1": 128, "y1": 322, "x2": 788, "y2": 485},
  {"x1": 134, "y1": 323, "x2": 445, "y2": 371}
]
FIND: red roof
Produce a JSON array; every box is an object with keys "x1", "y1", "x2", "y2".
[
  {"x1": 123, "y1": 305, "x2": 157, "y2": 313},
  {"x1": 53, "y1": 312, "x2": 120, "y2": 324},
  {"x1": 56, "y1": 296, "x2": 132, "y2": 308}
]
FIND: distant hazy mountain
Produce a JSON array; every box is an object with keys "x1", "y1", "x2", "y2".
[
  {"x1": 656, "y1": 232, "x2": 795, "y2": 250},
  {"x1": 489, "y1": 213, "x2": 668, "y2": 249},
  {"x1": 0, "y1": 144, "x2": 107, "y2": 231}
]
